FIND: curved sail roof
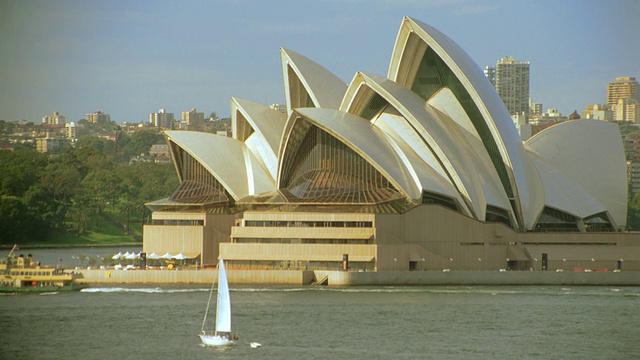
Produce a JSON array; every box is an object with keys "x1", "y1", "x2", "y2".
[
  {"x1": 386, "y1": 16, "x2": 543, "y2": 229},
  {"x1": 278, "y1": 108, "x2": 420, "y2": 200},
  {"x1": 341, "y1": 71, "x2": 513, "y2": 221},
  {"x1": 231, "y1": 97, "x2": 286, "y2": 180},
  {"x1": 371, "y1": 110, "x2": 471, "y2": 215},
  {"x1": 525, "y1": 120, "x2": 627, "y2": 228},
  {"x1": 165, "y1": 131, "x2": 274, "y2": 200},
  {"x1": 527, "y1": 151, "x2": 606, "y2": 220},
  {"x1": 281, "y1": 48, "x2": 347, "y2": 114}
]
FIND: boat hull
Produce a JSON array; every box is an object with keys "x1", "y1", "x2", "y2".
[
  {"x1": 0, "y1": 284, "x2": 85, "y2": 293},
  {"x1": 199, "y1": 334, "x2": 236, "y2": 347}
]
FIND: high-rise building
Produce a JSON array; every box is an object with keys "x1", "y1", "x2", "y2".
[
  {"x1": 615, "y1": 98, "x2": 640, "y2": 123},
  {"x1": 86, "y1": 111, "x2": 111, "y2": 124},
  {"x1": 65, "y1": 122, "x2": 77, "y2": 139},
  {"x1": 607, "y1": 77, "x2": 638, "y2": 107},
  {"x1": 182, "y1": 108, "x2": 205, "y2": 129},
  {"x1": 627, "y1": 161, "x2": 640, "y2": 194},
  {"x1": 149, "y1": 109, "x2": 175, "y2": 128},
  {"x1": 42, "y1": 111, "x2": 66, "y2": 126},
  {"x1": 608, "y1": 77, "x2": 639, "y2": 121},
  {"x1": 494, "y1": 57, "x2": 530, "y2": 118},
  {"x1": 529, "y1": 99, "x2": 543, "y2": 118},
  {"x1": 36, "y1": 137, "x2": 71, "y2": 153},
  {"x1": 483, "y1": 66, "x2": 496, "y2": 86}
]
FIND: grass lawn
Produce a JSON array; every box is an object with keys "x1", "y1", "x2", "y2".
[{"x1": 20, "y1": 209, "x2": 144, "y2": 246}]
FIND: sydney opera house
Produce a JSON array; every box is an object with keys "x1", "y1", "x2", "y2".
[{"x1": 143, "y1": 17, "x2": 640, "y2": 273}]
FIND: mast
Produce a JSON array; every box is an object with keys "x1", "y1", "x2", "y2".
[{"x1": 201, "y1": 262, "x2": 217, "y2": 333}]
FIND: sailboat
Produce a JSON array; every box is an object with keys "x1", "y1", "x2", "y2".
[{"x1": 199, "y1": 256, "x2": 237, "y2": 346}]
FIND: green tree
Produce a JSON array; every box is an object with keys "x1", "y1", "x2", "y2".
[
  {"x1": 627, "y1": 192, "x2": 640, "y2": 230},
  {"x1": 0, "y1": 197, "x2": 30, "y2": 244},
  {"x1": 120, "y1": 130, "x2": 164, "y2": 160},
  {"x1": 81, "y1": 170, "x2": 124, "y2": 212},
  {"x1": 23, "y1": 184, "x2": 64, "y2": 234},
  {"x1": 68, "y1": 198, "x2": 93, "y2": 236},
  {"x1": 40, "y1": 161, "x2": 82, "y2": 205},
  {"x1": 120, "y1": 200, "x2": 135, "y2": 235},
  {"x1": 0, "y1": 149, "x2": 47, "y2": 197}
]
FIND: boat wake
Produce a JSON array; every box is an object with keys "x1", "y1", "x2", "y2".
[{"x1": 81, "y1": 287, "x2": 208, "y2": 294}]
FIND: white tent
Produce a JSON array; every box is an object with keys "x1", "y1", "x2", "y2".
[
  {"x1": 161, "y1": 252, "x2": 175, "y2": 259},
  {"x1": 111, "y1": 252, "x2": 123, "y2": 260},
  {"x1": 147, "y1": 252, "x2": 161, "y2": 260},
  {"x1": 174, "y1": 253, "x2": 193, "y2": 260},
  {"x1": 125, "y1": 252, "x2": 138, "y2": 260}
]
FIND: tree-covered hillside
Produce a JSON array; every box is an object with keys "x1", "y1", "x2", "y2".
[{"x1": 0, "y1": 130, "x2": 178, "y2": 244}]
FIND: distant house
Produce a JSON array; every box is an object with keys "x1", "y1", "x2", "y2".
[
  {"x1": 36, "y1": 137, "x2": 71, "y2": 153},
  {"x1": 149, "y1": 144, "x2": 170, "y2": 158},
  {"x1": 154, "y1": 154, "x2": 172, "y2": 164}
]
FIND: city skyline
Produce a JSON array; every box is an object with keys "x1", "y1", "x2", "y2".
[{"x1": 1, "y1": 0, "x2": 639, "y2": 124}]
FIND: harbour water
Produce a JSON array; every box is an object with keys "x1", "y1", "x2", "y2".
[{"x1": 1, "y1": 285, "x2": 639, "y2": 359}]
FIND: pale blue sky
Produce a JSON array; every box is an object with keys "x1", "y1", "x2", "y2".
[{"x1": 1, "y1": 0, "x2": 638, "y2": 123}]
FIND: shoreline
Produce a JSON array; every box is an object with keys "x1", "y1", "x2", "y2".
[{"x1": 76, "y1": 268, "x2": 640, "y2": 287}]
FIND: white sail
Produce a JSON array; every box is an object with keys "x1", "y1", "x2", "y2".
[{"x1": 215, "y1": 257, "x2": 232, "y2": 333}]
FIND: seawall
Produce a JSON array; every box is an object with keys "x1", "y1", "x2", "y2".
[
  {"x1": 79, "y1": 269, "x2": 316, "y2": 286},
  {"x1": 76, "y1": 269, "x2": 640, "y2": 286}
]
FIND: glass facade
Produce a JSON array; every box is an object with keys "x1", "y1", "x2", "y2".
[
  {"x1": 234, "y1": 238, "x2": 370, "y2": 244},
  {"x1": 410, "y1": 45, "x2": 514, "y2": 202},
  {"x1": 245, "y1": 220, "x2": 372, "y2": 228},
  {"x1": 287, "y1": 65, "x2": 316, "y2": 109},
  {"x1": 533, "y1": 207, "x2": 580, "y2": 232},
  {"x1": 360, "y1": 93, "x2": 389, "y2": 120},
  {"x1": 421, "y1": 191, "x2": 459, "y2": 212},
  {"x1": 226, "y1": 259, "x2": 375, "y2": 272},
  {"x1": 169, "y1": 143, "x2": 231, "y2": 205},
  {"x1": 485, "y1": 205, "x2": 512, "y2": 227},
  {"x1": 280, "y1": 120, "x2": 402, "y2": 204},
  {"x1": 584, "y1": 212, "x2": 614, "y2": 232}
]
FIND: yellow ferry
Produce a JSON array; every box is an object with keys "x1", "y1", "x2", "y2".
[{"x1": 1, "y1": 246, "x2": 85, "y2": 293}]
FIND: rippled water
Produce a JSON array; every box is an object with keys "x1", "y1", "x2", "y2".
[{"x1": 1, "y1": 285, "x2": 639, "y2": 359}]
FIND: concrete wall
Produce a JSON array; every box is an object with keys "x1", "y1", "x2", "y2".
[
  {"x1": 220, "y1": 243, "x2": 376, "y2": 262},
  {"x1": 76, "y1": 269, "x2": 640, "y2": 286},
  {"x1": 203, "y1": 214, "x2": 236, "y2": 266},
  {"x1": 143, "y1": 225, "x2": 204, "y2": 256},
  {"x1": 319, "y1": 270, "x2": 640, "y2": 286},
  {"x1": 143, "y1": 205, "x2": 640, "y2": 274},
  {"x1": 374, "y1": 206, "x2": 640, "y2": 271},
  {"x1": 143, "y1": 212, "x2": 235, "y2": 267},
  {"x1": 79, "y1": 269, "x2": 315, "y2": 286}
]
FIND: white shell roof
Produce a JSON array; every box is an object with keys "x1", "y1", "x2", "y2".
[
  {"x1": 525, "y1": 120, "x2": 627, "y2": 227},
  {"x1": 165, "y1": 131, "x2": 275, "y2": 200},
  {"x1": 373, "y1": 111, "x2": 472, "y2": 216},
  {"x1": 280, "y1": 48, "x2": 347, "y2": 114},
  {"x1": 386, "y1": 16, "x2": 544, "y2": 229},
  {"x1": 231, "y1": 97, "x2": 286, "y2": 180},
  {"x1": 231, "y1": 97, "x2": 286, "y2": 154},
  {"x1": 282, "y1": 107, "x2": 420, "y2": 200},
  {"x1": 527, "y1": 151, "x2": 606, "y2": 219},
  {"x1": 341, "y1": 71, "x2": 513, "y2": 221}
]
